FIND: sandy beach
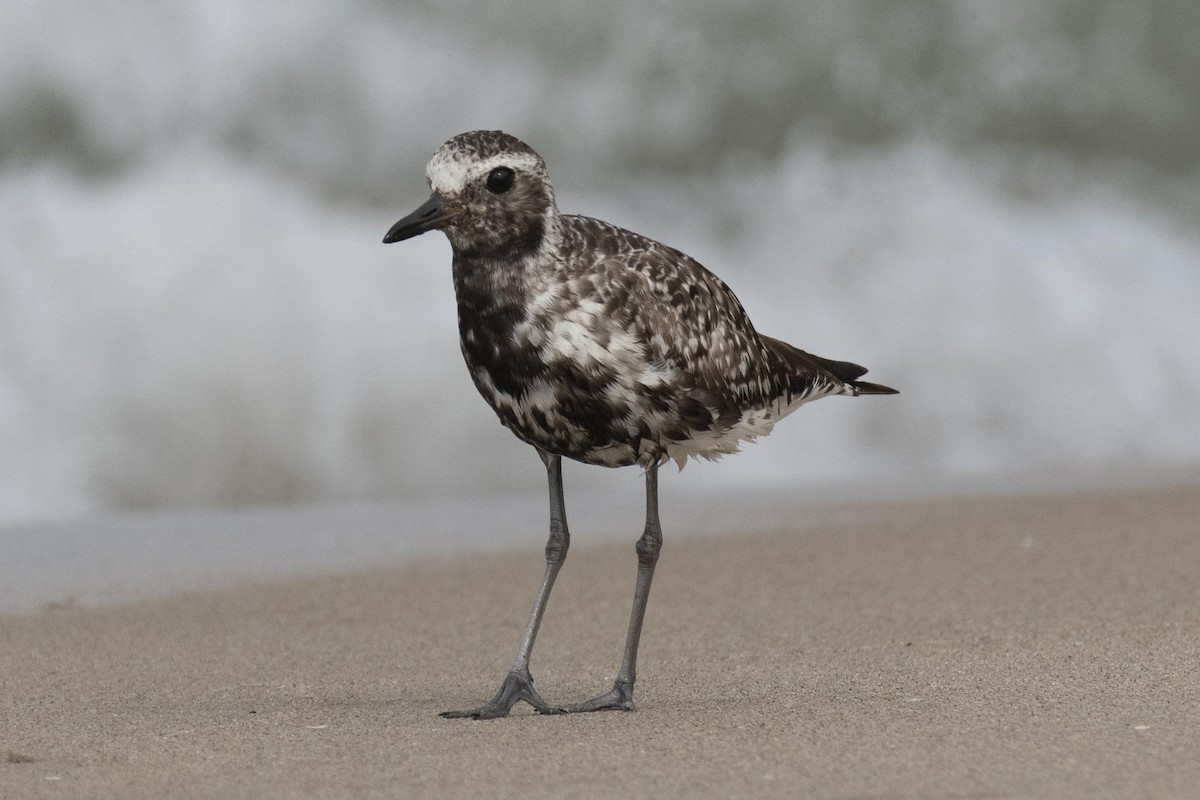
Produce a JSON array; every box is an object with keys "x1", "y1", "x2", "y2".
[{"x1": 3, "y1": 483, "x2": 1199, "y2": 799}]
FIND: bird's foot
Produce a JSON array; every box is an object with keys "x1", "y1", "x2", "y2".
[
  {"x1": 440, "y1": 669, "x2": 565, "y2": 720},
  {"x1": 567, "y1": 679, "x2": 636, "y2": 713}
]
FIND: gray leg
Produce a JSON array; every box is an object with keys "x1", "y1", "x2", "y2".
[
  {"x1": 441, "y1": 451, "x2": 569, "y2": 719},
  {"x1": 570, "y1": 462, "x2": 663, "y2": 712}
]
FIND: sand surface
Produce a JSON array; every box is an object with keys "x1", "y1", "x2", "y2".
[{"x1": 3, "y1": 484, "x2": 1199, "y2": 799}]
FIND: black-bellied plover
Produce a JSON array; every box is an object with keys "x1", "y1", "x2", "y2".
[{"x1": 383, "y1": 130, "x2": 897, "y2": 719}]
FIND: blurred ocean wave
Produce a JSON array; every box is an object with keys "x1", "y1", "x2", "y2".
[{"x1": 2, "y1": 0, "x2": 1199, "y2": 524}]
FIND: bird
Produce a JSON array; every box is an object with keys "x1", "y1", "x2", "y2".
[{"x1": 383, "y1": 130, "x2": 896, "y2": 720}]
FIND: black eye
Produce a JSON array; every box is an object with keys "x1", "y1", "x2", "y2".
[{"x1": 486, "y1": 167, "x2": 515, "y2": 194}]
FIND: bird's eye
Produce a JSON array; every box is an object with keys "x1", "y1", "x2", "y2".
[{"x1": 486, "y1": 167, "x2": 515, "y2": 194}]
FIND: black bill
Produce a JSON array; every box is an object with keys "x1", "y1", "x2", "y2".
[{"x1": 383, "y1": 192, "x2": 463, "y2": 243}]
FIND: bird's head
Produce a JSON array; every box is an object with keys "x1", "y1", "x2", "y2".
[{"x1": 383, "y1": 130, "x2": 557, "y2": 259}]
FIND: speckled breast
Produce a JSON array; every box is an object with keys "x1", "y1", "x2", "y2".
[{"x1": 452, "y1": 273, "x2": 657, "y2": 467}]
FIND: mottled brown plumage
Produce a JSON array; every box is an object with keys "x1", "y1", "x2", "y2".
[{"x1": 383, "y1": 130, "x2": 896, "y2": 719}]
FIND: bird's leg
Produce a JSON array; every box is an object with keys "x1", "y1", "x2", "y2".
[
  {"x1": 569, "y1": 461, "x2": 663, "y2": 712},
  {"x1": 441, "y1": 451, "x2": 569, "y2": 719}
]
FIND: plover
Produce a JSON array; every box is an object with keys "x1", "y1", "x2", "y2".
[{"x1": 383, "y1": 130, "x2": 896, "y2": 719}]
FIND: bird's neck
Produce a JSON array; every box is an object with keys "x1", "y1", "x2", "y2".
[
  {"x1": 451, "y1": 208, "x2": 564, "y2": 301},
  {"x1": 451, "y1": 252, "x2": 530, "y2": 311},
  {"x1": 449, "y1": 210, "x2": 570, "y2": 384}
]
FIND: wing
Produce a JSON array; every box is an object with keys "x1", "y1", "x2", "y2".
[
  {"x1": 587, "y1": 242, "x2": 792, "y2": 424},
  {"x1": 592, "y1": 243, "x2": 896, "y2": 407},
  {"x1": 556, "y1": 215, "x2": 896, "y2": 435}
]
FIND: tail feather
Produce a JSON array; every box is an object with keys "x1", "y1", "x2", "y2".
[
  {"x1": 760, "y1": 335, "x2": 898, "y2": 396},
  {"x1": 849, "y1": 380, "x2": 899, "y2": 395}
]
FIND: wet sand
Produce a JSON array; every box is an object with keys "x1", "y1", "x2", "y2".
[{"x1": 3, "y1": 484, "x2": 1199, "y2": 798}]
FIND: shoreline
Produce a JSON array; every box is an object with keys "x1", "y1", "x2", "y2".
[
  {"x1": 5, "y1": 465, "x2": 1200, "y2": 612},
  {"x1": 3, "y1": 482, "x2": 1199, "y2": 798}
]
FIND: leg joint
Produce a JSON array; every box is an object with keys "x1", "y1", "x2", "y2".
[
  {"x1": 635, "y1": 529, "x2": 661, "y2": 566},
  {"x1": 544, "y1": 520, "x2": 570, "y2": 564}
]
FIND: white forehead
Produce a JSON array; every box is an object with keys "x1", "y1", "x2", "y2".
[{"x1": 425, "y1": 150, "x2": 543, "y2": 195}]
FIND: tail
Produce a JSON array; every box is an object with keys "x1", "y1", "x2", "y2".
[
  {"x1": 761, "y1": 335, "x2": 899, "y2": 396},
  {"x1": 813, "y1": 355, "x2": 899, "y2": 395},
  {"x1": 847, "y1": 378, "x2": 899, "y2": 395}
]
